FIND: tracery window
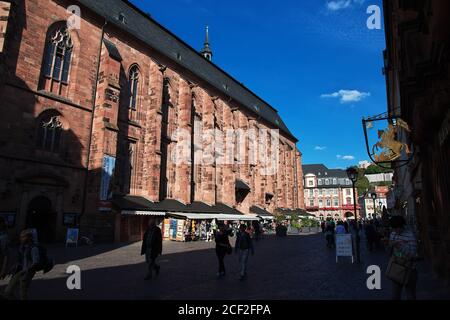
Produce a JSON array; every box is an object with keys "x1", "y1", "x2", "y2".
[
  {"x1": 128, "y1": 65, "x2": 140, "y2": 110},
  {"x1": 36, "y1": 115, "x2": 63, "y2": 152},
  {"x1": 43, "y1": 26, "x2": 73, "y2": 83}
]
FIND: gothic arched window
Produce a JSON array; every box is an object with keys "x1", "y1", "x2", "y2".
[
  {"x1": 128, "y1": 65, "x2": 140, "y2": 110},
  {"x1": 36, "y1": 114, "x2": 63, "y2": 152},
  {"x1": 43, "y1": 26, "x2": 73, "y2": 83}
]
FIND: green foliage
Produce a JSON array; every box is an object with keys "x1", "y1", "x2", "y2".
[
  {"x1": 365, "y1": 164, "x2": 393, "y2": 174},
  {"x1": 299, "y1": 218, "x2": 319, "y2": 228},
  {"x1": 290, "y1": 211, "x2": 301, "y2": 229}
]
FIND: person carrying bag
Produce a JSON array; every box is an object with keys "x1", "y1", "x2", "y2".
[{"x1": 386, "y1": 215, "x2": 418, "y2": 300}]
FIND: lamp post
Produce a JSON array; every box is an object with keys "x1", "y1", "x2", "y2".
[
  {"x1": 371, "y1": 192, "x2": 377, "y2": 218},
  {"x1": 346, "y1": 167, "x2": 361, "y2": 263}
]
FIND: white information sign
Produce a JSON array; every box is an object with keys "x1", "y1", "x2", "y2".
[{"x1": 336, "y1": 234, "x2": 354, "y2": 263}]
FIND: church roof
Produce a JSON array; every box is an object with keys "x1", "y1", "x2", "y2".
[{"x1": 76, "y1": 0, "x2": 298, "y2": 142}]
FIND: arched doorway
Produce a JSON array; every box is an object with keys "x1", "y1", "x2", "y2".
[
  {"x1": 345, "y1": 212, "x2": 355, "y2": 220},
  {"x1": 26, "y1": 196, "x2": 57, "y2": 243}
]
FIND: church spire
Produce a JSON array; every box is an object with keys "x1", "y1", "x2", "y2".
[{"x1": 201, "y1": 26, "x2": 213, "y2": 61}]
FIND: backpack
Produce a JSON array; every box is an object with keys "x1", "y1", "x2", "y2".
[{"x1": 33, "y1": 244, "x2": 54, "y2": 274}]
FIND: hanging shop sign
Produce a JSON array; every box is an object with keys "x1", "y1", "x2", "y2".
[{"x1": 362, "y1": 113, "x2": 414, "y2": 168}]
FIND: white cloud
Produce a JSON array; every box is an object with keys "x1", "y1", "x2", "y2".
[
  {"x1": 315, "y1": 146, "x2": 327, "y2": 151},
  {"x1": 326, "y1": 0, "x2": 365, "y2": 11},
  {"x1": 337, "y1": 155, "x2": 355, "y2": 160},
  {"x1": 321, "y1": 90, "x2": 371, "y2": 103}
]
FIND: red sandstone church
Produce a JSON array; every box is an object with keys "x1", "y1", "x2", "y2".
[{"x1": 0, "y1": 0, "x2": 305, "y2": 243}]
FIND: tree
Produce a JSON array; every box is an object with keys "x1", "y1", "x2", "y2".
[{"x1": 365, "y1": 164, "x2": 393, "y2": 175}]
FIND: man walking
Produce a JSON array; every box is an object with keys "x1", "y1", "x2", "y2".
[
  {"x1": 235, "y1": 224, "x2": 254, "y2": 281},
  {"x1": 141, "y1": 219, "x2": 163, "y2": 281},
  {"x1": 3, "y1": 229, "x2": 40, "y2": 300}
]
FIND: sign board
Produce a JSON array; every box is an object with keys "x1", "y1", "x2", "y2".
[
  {"x1": 176, "y1": 220, "x2": 185, "y2": 242},
  {"x1": 66, "y1": 228, "x2": 79, "y2": 247},
  {"x1": 163, "y1": 219, "x2": 171, "y2": 240},
  {"x1": 336, "y1": 234, "x2": 354, "y2": 263}
]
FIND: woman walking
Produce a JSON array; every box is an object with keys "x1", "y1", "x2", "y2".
[
  {"x1": 386, "y1": 215, "x2": 418, "y2": 300},
  {"x1": 214, "y1": 223, "x2": 232, "y2": 278}
]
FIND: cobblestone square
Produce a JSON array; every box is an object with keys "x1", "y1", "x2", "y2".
[{"x1": 1, "y1": 234, "x2": 448, "y2": 300}]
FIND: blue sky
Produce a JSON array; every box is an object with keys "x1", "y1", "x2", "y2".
[{"x1": 130, "y1": 0, "x2": 386, "y2": 169}]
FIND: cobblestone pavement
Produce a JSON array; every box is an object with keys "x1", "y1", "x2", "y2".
[{"x1": 1, "y1": 233, "x2": 449, "y2": 300}]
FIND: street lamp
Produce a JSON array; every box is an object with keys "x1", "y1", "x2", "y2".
[
  {"x1": 346, "y1": 167, "x2": 361, "y2": 263},
  {"x1": 371, "y1": 192, "x2": 377, "y2": 218}
]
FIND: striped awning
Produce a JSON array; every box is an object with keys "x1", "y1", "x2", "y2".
[{"x1": 122, "y1": 211, "x2": 166, "y2": 216}]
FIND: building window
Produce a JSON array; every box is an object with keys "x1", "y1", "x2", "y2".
[
  {"x1": 309, "y1": 199, "x2": 314, "y2": 207},
  {"x1": 333, "y1": 178, "x2": 337, "y2": 185},
  {"x1": 308, "y1": 180, "x2": 313, "y2": 186},
  {"x1": 43, "y1": 26, "x2": 73, "y2": 83},
  {"x1": 326, "y1": 199, "x2": 331, "y2": 207},
  {"x1": 334, "y1": 198, "x2": 339, "y2": 207},
  {"x1": 346, "y1": 197, "x2": 352, "y2": 205},
  {"x1": 319, "y1": 199, "x2": 323, "y2": 208},
  {"x1": 128, "y1": 65, "x2": 140, "y2": 110},
  {"x1": 325, "y1": 179, "x2": 330, "y2": 185},
  {"x1": 346, "y1": 189, "x2": 351, "y2": 196},
  {"x1": 36, "y1": 115, "x2": 63, "y2": 152},
  {"x1": 318, "y1": 179, "x2": 323, "y2": 186}
]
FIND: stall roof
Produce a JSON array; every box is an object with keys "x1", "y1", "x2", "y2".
[
  {"x1": 112, "y1": 195, "x2": 155, "y2": 211},
  {"x1": 250, "y1": 206, "x2": 274, "y2": 219},
  {"x1": 213, "y1": 203, "x2": 245, "y2": 216}
]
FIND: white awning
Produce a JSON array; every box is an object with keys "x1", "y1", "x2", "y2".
[
  {"x1": 169, "y1": 213, "x2": 258, "y2": 221},
  {"x1": 258, "y1": 215, "x2": 275, "y2": 220},
  {"x1": 170, "y1": 213, "x2": 221, "y2": 220},
  {"x1": 122, "y1": 211, "x2": 166, "y2": 216},
  {"x1": 217, "y1": 214, "x2": 259, "y2": 221}
]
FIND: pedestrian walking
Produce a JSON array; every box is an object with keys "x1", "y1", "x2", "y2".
[
  {"x1": 343, "y1": 221, "x2": 349, "y2": 233},
  {"x1": 335, "y1": 221, "x2": 346, "y2": 234},
  {"x1": 325, "y1": 220, "x2": 335, "y2": 248},
  {"x1": 386, "y1": 215, "x2": 418, "y2": 300},
  {"x1": 3, "y1": 229, "x2": 40, "y2": 300},
  {"x1": 320, "y1": 221, "x2": 326, "y2": 233},
  {"x1": 365, "y1": 220, "x2": 377, "y2": 252},
  {"x1": 141, "y1": 218, "x2": 163, "y2": 280},
  {"x1": 235, "y1": 224, "x2": 255, "y2": 281},
  {"x1": 0, "y1": 218, "x2": 10, "y2": 281},
  {"x1": 214, "y1": 223, "x2": 232, "y2": 278}
]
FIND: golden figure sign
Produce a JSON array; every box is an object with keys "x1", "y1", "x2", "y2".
[{"x1": 372, "y1": 120, "x2": 411, "y2": 162}]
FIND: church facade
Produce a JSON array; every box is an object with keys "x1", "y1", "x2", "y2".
[{"x1": 0, "y1": 0, "x2": 304, "y2": 243}]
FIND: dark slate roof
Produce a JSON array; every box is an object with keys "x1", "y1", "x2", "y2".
[
  {"x1": 303, "y1": 164, "x2": 348, "y2": 178},
  {"x1": 250, "y1": 206, "x2": 273, "y2": 217},
  {"x1": 186, "y1": 202, "x2": 221, "y2": 214},
  {"x1": 213, "y1": 203, "x2": 244, "y2": 216},
  {"x1": 112, "y1": 195, "x2": 153, "y2": 210},
  {"x1": 76, "y1": 0, "x2": 297, "y2": 142}
]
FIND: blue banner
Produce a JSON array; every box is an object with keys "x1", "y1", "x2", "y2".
[{"x1": 100, "y1": 155, "x2": 116, "y2": 201}]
